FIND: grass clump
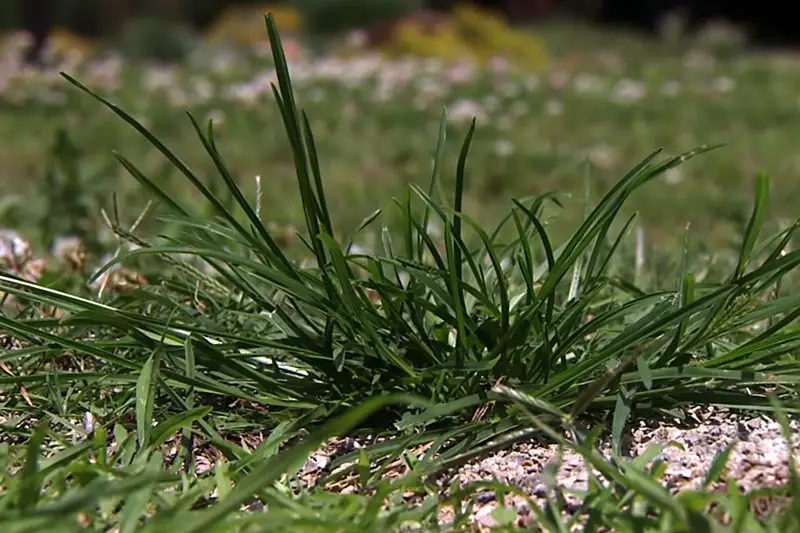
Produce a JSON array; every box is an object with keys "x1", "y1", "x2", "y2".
[{"x1": 0, "y1": 13, "x2": 798, "y2": 533}]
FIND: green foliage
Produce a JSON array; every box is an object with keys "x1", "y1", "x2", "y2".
[
  {"x1": 115, "y1": 17, "x2": 199, "y2": 63},
  {"x1": 0, "y1": 129, "x2": 112, "y2": 255},
  {"x1": 293, "y1": 0, "x2": 420, "y2": 36}
]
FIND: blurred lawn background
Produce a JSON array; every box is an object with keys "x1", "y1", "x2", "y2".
[{"x1": 1, "y1": 0, "x2": 798, "y2": 257}]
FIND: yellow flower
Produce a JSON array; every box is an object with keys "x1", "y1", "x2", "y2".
[
  {"x1": 205, "y1": 4, "x2": 303, "y2": 46},
  {"x1": 48, "y1": 27, "x2": 99, "y2": 60},
  {"x1": 381, "y1": 6, "x2": 547, "y2": 70}
]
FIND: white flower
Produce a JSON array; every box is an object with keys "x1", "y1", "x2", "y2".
[
  {"x1": 51, "y1": 235, "x2": 83, "y2": 259},
  {"x1": 665, "y1": 167, "x2": 683, "y2": 185},
  {"x1": 494, "y1": 139, "x2": 514, "y2": 157},
  {"x1": 612, "y1": 78, "x2": 646, "y2": 104},
  {"x1": 712, "y1": 76, "x2": 735, "y2": 93},
  {"x1": 661, "y1": 80, "x2": 682, "y2": 97},
  {"x1": 347, "y1": 243, "x2": 370, "y2": 256},
  {"x1": 573, "y1": 73, "x2": 603, "y2": 94},
  {"x1": 449, "y1": 99, "x2": 486, "y2": 123},
  {"x1": 206, "y1": 109, "x2": 226, "y2": 126},
  {"x1": 191, "y1": 77, "x2": 214, "y2": 102},
  {"x1": 0, "y1": 229, "x2": 30, "y2": 263},
  {"x1": 587, "y1": 143, "x2": 617, "y2": 168},
  {"x1": 446, "y1": 64, "x2": 475, "y2": 83},
  {"x1": 544, "y1": 99, "x2": 563, "y2": 116},
  {"x1": 345, "y1": 30, "x2": 368, "y2": 49},
  {"x1": 143, "y1": 66, "x2": 177, "y2": 92}
]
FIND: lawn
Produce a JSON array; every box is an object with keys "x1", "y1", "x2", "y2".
[
  {"x1": 0, "y1": 12, "x2": 799, "y2": 533},
  {"x1": 4, "y1": 18, "x2": 800, "y2": 250}
]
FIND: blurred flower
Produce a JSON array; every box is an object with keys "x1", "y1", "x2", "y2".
[
  {"x1": 573, "y1": 73, "x2": 604, "y2": 94},
  {"x1": 683, "y1": 50, "x2": 715, "y2": 71},
  {"x1": 449, "y1": 99, "x2": 486, "y2": 122},
  {"x1": 494, "y1": 139, "x2": 514, "y2": 157},
  {"x1": 661, "y1": 80, "x2": 682, "y2": 97},
  {"x1": 347, "y1": 243, "x2": 370, "y2": 256},
  {"x1": 426, "y1": 220, "x2": 442, "y2": 238},
  {"x1": 206, "y1": 109, "x2": 226, "y2": 126},
  {"x1": 544, "y1": 99, "x2": 563, "y2": 116},
  {"x1": 587, "y1": 143, "x2": 617, "y2": 168},
  {"x1": 712, "y1": 76, "x2": 735, "y2": 93},
  {"x1": 40, "y1": 89, "x2": 67, "y2": 104},
  {"x1": 85, "y1": 56, "x2": 123, "y2": 92},
  {"x1": 482, "y1": 95, "x2": 500, "y2": 112},
  {"x1": 488, "y1": 56, "x2": 509, "y2": 74},
  {"x1": 21, "y1": 258, "x2": 45, "y2": 283},
  {"x1": 549, "y1": 71, "x2": 569, "y2": 89},
  {"x1": 90, "y1": 257, "x2": 148, "y2": 295},
  {"x1": 665, "y1": 167, "x2": 683, "y2": 185},
  {"x1": 523, "y1": 75, "x2": 540, "y2": 92},
  {"x1": 143, "y1": 66, "x2": 178, "y2": 92},
  {"x1": 52, "y1": 236, "x2": 87, "y2": 271},
  {"x1": 346, "y1": 30, "x2": 368, "y2": 50},
  {"x1": 612, "y1": 78, "x2": 646, "y2": 104},
  {"x1": 0, "y1": 229, "x2": 31, "y2": 268},
  {"x1": 510, "y1": 100, "x2": 529, "y2": 117},
  {"x1": 446, "y1": 64, "x2": 475, "y2": 83},
  {"x1": 597, "y1": 51, "x2": 625, "y2": 71},
  {"x1": 500, "y1": 82, "x2": 521, "y2": 99}
]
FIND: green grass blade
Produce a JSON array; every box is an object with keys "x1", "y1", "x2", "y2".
[
  {"x1": 135, "y1": 350, "x2": 161, "y2": 450},
  {"x1": 702, "y1": 442, "x2": 736, "y2": 489},
  {"x1": 18, "y1": 418, "x2": 48, "y2": 511},
  {"x1": 165, "y1": 393, "x2": 427, "y2": 533},
  {"x1": 301, "y1": 111, "x2": 335, "y2": 237},
  {"x1": 733, "y1": 172, "x2": 770, "y2": 280},
  {"x1": 419, "y1": 108, "x2": 449, "y2": 261},
  {"x1": 147, "y1": 406, "x2": 211, "y2": 450},
  {"x1": 611, "y1": 384, "x2": 635, "y2": 454}
]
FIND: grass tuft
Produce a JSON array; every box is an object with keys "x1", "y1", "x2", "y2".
[{"x1": 0, "y1": 12, "x2": 797, "y2": 533}]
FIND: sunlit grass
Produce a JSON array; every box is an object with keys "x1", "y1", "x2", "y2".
[{"x1": 0, "y1": 14, "x2": 798, "y2": 533}]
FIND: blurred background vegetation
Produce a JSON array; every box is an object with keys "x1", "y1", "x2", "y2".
[
  {"x1": 2, "y1": 1, "x2": 793, "y2": 39},
  {"x1": 3, "y1": 1, "x2": 795, "y2": 65},
  {"x1": 2, "y1": 0, "x2": 424, "y2": 38},
  {"x1": 0, "y1": 0, "x2": 794, "y2": 253}
]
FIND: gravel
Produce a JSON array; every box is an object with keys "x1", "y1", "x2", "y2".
[{"x1": 440, "y1": 406, "x2": 799, "y2": 529}]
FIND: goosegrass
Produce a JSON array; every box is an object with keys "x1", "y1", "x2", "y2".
[{"x1": 0, "y1": 14, "x2": 799, "y2": 532}]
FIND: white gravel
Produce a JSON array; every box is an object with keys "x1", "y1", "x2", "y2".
[{"x1": 442, "y1": 406, "x2": 799, "y2": 529}]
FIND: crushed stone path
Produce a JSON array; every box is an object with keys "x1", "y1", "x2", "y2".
[{"x1": 438, "y1": 406, "x2": 799, "y2": 529}]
